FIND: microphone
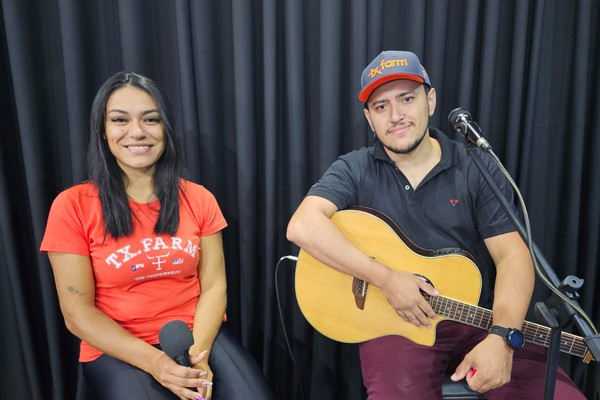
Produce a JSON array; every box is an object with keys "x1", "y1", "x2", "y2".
[
  {"x1": 448, "y1": 108, "x2": 492, "y2": 152},
  {"x1": 159, "y1": 320, "x2": 194, "y2": 367}
]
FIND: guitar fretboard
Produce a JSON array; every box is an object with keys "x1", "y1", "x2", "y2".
[{"x1": 425, "y1": 294, "x2": 589, "y2": 359}]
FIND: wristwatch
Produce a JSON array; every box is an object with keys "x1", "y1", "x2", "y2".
[{"x1": 488, "y1": 325, "x2": 525, "y2": 350}]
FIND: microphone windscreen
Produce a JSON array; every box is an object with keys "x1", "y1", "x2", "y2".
[
  {"x1": 448, "y1": 107, "x2": 470, "y2": 127},
  {"x1": 159, "y1": 320, "x2": 194, "y2": 359}
]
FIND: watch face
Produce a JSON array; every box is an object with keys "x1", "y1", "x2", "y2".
[{"x1": 507, "y1": 329, "x2": 525, "y2": 350}]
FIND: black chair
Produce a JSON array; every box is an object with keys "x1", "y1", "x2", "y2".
[
  {"x1": 209, "y1": 324, "x2": 275, "y2": 400},
  {"x1": 442, "y1": 374, "x2": 485, "y2": 399}
]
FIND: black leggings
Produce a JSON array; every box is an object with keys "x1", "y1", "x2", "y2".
[{"x1": 81, "y1": 352, "x2": 178, "y2": 400}]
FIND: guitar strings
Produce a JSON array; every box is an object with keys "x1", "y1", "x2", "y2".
[{"x1": 427, "y1": 295, "x2": 589, "y2": 357}]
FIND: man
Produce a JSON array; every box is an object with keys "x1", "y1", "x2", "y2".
[{"x1": 287, "y1": 51, "x2": 585, "y2": 399}]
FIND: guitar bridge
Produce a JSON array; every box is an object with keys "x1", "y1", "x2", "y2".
[{"x1": 352, "y1": 278, "x2": 369, "y2": 310}]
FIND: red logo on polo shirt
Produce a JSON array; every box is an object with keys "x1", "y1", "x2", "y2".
[{"x1": 450, "y1": 199, "x2": 459, "y2": 206}]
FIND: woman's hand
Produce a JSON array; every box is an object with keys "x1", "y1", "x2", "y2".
[
  {"x1": 150, "y1": 352, "x2": 209, "y2": 399},
  {"x1": 191, "y1": 351, "x2": 213, "y2": 400}
]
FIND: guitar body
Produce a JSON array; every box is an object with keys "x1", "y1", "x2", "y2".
[{"x1": 295, "y1": 207, "x2": 482, "y2": 345}]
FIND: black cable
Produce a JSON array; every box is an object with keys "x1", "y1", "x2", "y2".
[{"x1": 274, "y1": 255, "x2": 306, "y2": 400}]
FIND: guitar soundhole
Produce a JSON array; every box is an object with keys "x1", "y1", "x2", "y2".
[{"x1": 415, "y1": 274, "x2": 434, "y2": 289}]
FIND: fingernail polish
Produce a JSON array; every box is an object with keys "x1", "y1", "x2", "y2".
[
  {"x1": 195, "y1": 396, "x2": 204, "y2": 400},
  {"x1": 202, "y1": 381, "x2": 213, "y2": 387}
]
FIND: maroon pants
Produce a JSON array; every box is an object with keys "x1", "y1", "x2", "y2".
[{"x1": 359, "y1": 321, "x2": 586, "y2": 399}]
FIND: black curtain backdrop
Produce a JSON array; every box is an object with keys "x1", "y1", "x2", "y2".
[{"x1": 1, "y1": 0, "x2": 599, "y2": 399}]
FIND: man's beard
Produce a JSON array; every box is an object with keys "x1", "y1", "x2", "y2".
[{"x1": 382, "y1": 126, "x2": 428, "y2": 155}]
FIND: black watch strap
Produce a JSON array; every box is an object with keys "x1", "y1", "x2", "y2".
[
  {"x1": 489, "y1": 325, "x2": 509, "y2": 337},
  {"x1": 489, "y1": 325, "x2": 525, "y2": 350}
]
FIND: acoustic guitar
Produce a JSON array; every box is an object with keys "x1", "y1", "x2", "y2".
[{"x1": 295, "y1": 207, "x2": 594, "y2": 363}]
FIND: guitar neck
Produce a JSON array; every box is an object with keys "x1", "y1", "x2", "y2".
[{"x1": 426, "y1": 295, "x2": 590, "y2": 359}]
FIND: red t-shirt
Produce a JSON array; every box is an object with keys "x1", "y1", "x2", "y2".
[{"x1": 40, "y1": 180, "x2": 227, "y2": 361}]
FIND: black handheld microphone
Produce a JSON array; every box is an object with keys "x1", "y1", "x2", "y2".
[
  {"x1": 159, "y1": 320, "x2": 194, "y2": 367},
  {"x1": 448, "y1": 108, "x2": 492, "y2": 152}
]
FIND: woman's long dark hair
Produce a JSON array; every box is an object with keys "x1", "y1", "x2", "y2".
[{"x1": 87, "y1": 72, "x2": 183, "y2": 238}]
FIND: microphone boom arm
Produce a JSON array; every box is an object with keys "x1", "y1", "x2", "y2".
[{"x1": 459, "y1": 139, "x2": 600, "y2": 399}]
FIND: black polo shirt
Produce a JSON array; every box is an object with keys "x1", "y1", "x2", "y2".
[{"x1": 306, "y1": 127, "x2": 518, "y2": 307}]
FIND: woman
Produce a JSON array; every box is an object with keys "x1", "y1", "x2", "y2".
[{"x1": 41, "y1": 72, "x2": 227, "y2": 400}]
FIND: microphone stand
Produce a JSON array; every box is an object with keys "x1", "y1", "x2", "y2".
[{"x1": 461, "y1": 141, "x2": 600, "y2": 400}]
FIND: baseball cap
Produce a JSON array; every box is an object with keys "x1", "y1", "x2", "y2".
[{"x1": 358, "y1": 51, "x2": 431, "y2": 102}]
